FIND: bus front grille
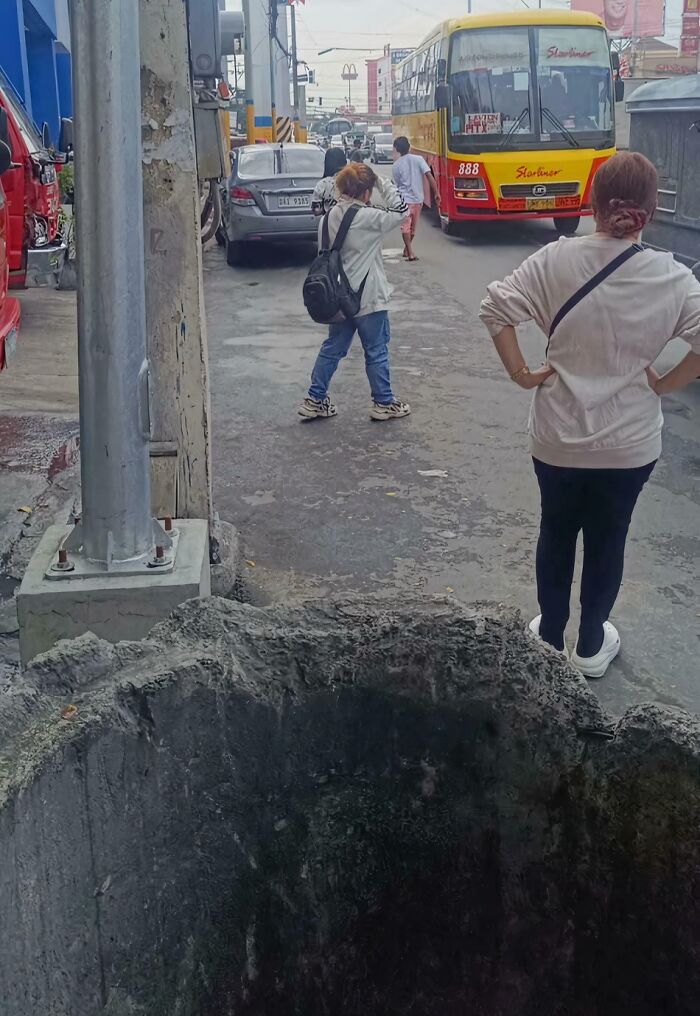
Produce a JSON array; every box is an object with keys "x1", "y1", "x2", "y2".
[{"x1": 500, "y1": 182, "x2": 580, "y2": 198}]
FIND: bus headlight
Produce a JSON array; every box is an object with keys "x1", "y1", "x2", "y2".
[{"x1": 454, "y1": 176, "x2": 488, "y2": 200}]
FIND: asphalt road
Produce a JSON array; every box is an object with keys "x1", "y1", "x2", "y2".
[{"x1": 204, "y1": 174, "x2": 699, "y2": 718}]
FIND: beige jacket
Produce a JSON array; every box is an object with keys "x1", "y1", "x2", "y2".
[{"x1": 480, "y1": 233, "x2": 700, "y2": 468}]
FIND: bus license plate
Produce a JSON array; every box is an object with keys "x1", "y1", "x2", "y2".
[
  {"x1": 278, "y1": 195, "x2": 310, "y2": 208},
  {"x1": 527, "y1": 198, "x2": 556, "y2": 211}
]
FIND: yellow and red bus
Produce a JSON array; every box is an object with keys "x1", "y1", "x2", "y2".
[{"x1": 393, "y1": 11, "x2": 621, "y2": 236}]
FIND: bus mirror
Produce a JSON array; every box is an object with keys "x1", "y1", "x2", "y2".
[
  {"x1": 436, "y1": 82, "x2": 451, "y2": 111},
  {"x1": 437, "y1": 58, "x2": 447, "y2": 83},
  {"x1": 41, "y1": 121, "x2": 51, "y2": 150},
  {"x1": 0, "y1": 140, "x2": 10, "y2": 176},
  {"x1": 615, "y1": 77, "x2": 625, "y2": 103},
  {"x1": 0, "y1": 109, "x2": 8, "y2": 150},
  {"x1": 611, "y1": 50, "x2": 620, "y2": 71}
]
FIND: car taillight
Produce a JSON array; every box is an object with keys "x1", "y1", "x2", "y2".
[
  {"x1": 454, "y1": 176, "x2": 488, "y2": 200},
  {"x1": 230, "y1": 186, "x2": 255, "y2": 206}
]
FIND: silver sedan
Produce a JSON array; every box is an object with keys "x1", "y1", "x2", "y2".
[{"x1": 222, "y1": 144, "x2": 325, "y2": 266}]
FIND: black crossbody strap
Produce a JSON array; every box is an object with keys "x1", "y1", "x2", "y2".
[
  {"x1": 321, "y1": 212, "x2": 331, "y2": 252},
  {"x1": 548, "y1": 244, "x2": 643, "y2": 340},
  {"x1": 331, "y1": 205, "x2": 361, "y2": 252}
]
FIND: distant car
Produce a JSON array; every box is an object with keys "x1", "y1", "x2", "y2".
[
  {"x1": 222, "y1": 143, "x2": 325, "y2": 266},
  {"x1": 371, "y1": 133, "x2": 394, "y2": 164}
]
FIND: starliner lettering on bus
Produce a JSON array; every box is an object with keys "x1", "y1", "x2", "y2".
[
  {"x1": 515, "y1": 165, "x2": 562, "y2": 179},
  {"x1": 546, "y1": 46, "x2": 594, "y2": 59}
]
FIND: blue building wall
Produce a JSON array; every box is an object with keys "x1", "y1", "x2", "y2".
[{"x1": 0, "y1": 0, "x2": 71, "y2": 146}]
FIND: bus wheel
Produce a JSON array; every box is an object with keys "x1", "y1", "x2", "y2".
[
  {"x1": 554, "y1": 216, "x2": 580, "y2": 236},
  {"x1": 441, "y1": 217, "x2": 462, "y2": 237}
]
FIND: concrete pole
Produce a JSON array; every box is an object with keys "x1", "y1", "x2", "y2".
[
  {"x1": 298, "y1": 83, "x2": 308, "y2": 143},
  {"x1": 269, "y1": 0, "x2": 278, "y2": 140},
  {"x1": 140, "y1": 0, "x2": 213, "y2": 522},
  {"x1": 243, "y1": 0, "x2": 255, "y2": 141},
  {"x1": 69, "y1": 0, "x2": 154, "y2": 566},
  {"x1": 290, "y1": 2, "x2": 300, "y2": 139}
]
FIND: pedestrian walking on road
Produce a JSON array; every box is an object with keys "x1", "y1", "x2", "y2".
[
  {"x1": 299, "y1": 161, "x2": 412, "y2": 422},
  {"x1": 392, "y1": 136, "x2": 440, "y2": 262},
  {"x1": 480, "y1": 151, "x2": 700, "y2": 678},
  {"x1": 312, "y1": 147, "x2": 347, "y2": 217}
]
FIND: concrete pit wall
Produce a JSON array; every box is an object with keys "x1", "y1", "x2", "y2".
[{"x1": 1, "y1": 598, "x2": 699, "y2": 1016}]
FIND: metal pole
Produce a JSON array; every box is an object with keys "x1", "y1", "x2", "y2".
[
  {"x1": 243, "y1": 0, "x2": 255, "y2": 142},
  {"x1": 69, "y1": 0, "x2": 153, "y2": 567},
  {"x1": 269, "y1": 0, "x2": 277, "y2": 141},
  {"x1": 290, "y1": 1, "x2": 300, "y2": 138}
]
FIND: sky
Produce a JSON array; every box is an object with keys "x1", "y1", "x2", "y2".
[{"x1": 227, "y1": 0, "x2": 686, "y2": 114}]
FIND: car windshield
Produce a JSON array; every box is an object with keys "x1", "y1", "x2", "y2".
[
  {"x1": 238, "y1": 148, "x2": 276, "y2": 179},
  {"x1": 376, "y1": 134, "x2": 393, "y2": 145},
  {"x1": 279, "y1": 147, "x2": 325, "y2": 175},
  {"x1": 238, "y1": 147, "x2": 324, "y2": 180},
  {"x1": 449, "y1": 27, "x2": 533, "y2": 148},
  {"x1": 536, "y1": 27, "x2": 613, "y2": 135}
]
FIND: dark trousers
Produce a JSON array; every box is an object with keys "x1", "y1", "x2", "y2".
[{"x1": 533, "y1": 458, "x2": 656, "y2": 657}]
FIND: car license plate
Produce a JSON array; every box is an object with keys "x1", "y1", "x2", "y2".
[
  {"x1": 527, "y1": 198, "x2": 556, "y2": 211},
  {"x1": 278, "y1": 195, "x2": 310, "y2": 208}
]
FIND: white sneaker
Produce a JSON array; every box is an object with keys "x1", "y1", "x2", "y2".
[
  {"x1": 298, "y1": 396, "x2": 337, "y2": 419},
  {"x1": 571, "y1": 622, "x2": 621, "y2": 679},
  {"x1": 369, "y1": 400, "x2": 411, "y2": 421},
  {"x1": 528, "y1": 615, "x2": 569, "y2": 661}
]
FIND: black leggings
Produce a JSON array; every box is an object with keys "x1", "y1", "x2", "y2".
[{"x1": 533, "y1": 458, "x2": 656, "y2": 656}]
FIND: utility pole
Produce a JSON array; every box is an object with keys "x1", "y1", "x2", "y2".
[
  {"x1": 70, "y1": 0, "x2": 154, "y2": 566},
  {"x1": 17, "y1": 0, "x2": 210, "y2": 665},
  {"x1": 290, "y1": 0, "x2": 301, "y2": 140},
  {"x1": 269, "y1": 0, "x2": 278, "y2": 141},
  {"x1": 140, "y1": 0, "x2": 213, "y2": 522}
]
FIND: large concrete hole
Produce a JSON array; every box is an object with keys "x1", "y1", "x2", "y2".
[{"x1": 1, "y1": 598, "x2": 699, "y2": 1016}]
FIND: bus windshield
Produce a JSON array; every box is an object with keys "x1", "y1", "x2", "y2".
[
  {"x1": 536, "y1": 27, "x2": 613, "y2": 137},
  {"x1": 449, "y1": 28, "x2": 534, "y2": 148},
  {"x1": 448, "y1": 25, "x2": 613, "y2": 153}
]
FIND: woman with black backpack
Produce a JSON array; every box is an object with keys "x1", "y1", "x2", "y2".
[{"x1": 299, "y1": 161, "x2": 412, "y2": 422}]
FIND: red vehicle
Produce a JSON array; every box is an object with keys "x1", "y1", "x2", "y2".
[
  {"x1": 0, "y1": 72, "x2": 66, "y2": 289},
  {"x1": 0, "y1": 138, "x2": 21, "y2": 371}
]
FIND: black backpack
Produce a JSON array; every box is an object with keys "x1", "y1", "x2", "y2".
[{"x1": 303, "y1": 207, "x2": 367, "y2": 324}]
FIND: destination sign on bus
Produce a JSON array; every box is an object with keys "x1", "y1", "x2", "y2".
[{"x1": 465, "y1": 113, "x2": 502, "y2": 135}]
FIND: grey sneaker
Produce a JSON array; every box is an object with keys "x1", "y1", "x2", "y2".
[
  {"x1": 369, "y1": 400, "x2": 411, "y2": 421},
  {"x1": 298, "y1": 396, "x2": 337, "y2": 420}
]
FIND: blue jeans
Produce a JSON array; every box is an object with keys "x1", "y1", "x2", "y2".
[{"x1": 308, "y1": 311, "x2": 394, "y2": 405}]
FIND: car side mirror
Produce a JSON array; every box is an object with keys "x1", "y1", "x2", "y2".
[
  {"x1": 42, "y1": 121, "x2": 51, "y2": 149},
  {"x1": 59, "y1": 117, "x2": 73, "y2": 154},
  {"x1": 614, "y1": 77, "x2": 625, "y2": 103},
  {"x1": 0, "y1": 140, "x2": 10, "y2": 176},
  {"x1": 436, "y1": 82, "x2": 451, "y2": 111}
]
